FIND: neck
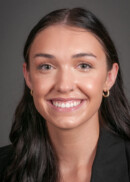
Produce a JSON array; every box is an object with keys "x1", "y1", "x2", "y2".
[{"x1": 47, "y1": 118, "x2": 100, "y2": 170}]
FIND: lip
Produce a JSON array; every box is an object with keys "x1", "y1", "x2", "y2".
[{"x1": 47, "y1": 99, "x2": 86, "y2": 112}]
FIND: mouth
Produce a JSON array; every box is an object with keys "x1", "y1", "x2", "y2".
[{"x1": 48, "y1": 99, "x2": 85, "y2": 112}]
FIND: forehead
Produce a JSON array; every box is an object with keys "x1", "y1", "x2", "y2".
[{"x1": 29, "y1": 25, "x2": 106, "y2": 59}]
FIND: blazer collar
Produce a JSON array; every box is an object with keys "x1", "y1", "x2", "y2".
[{"x1": 90, "y1": 127, "x2": 129, "y2": 182}]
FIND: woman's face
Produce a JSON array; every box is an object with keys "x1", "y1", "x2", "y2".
[{"x1": 23, "y1": 25, "x2": 118, "y2": 130}]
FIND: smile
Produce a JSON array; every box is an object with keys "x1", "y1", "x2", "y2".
[
  {"x1": 48, "y1": 99, "x2": 85, "y2": 112},
  {"x1": 52, "y1": 100, "x2": 81, "y2": 108}
]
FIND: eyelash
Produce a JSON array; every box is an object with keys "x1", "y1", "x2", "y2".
[
  {"x1": 77, "y1": 63, "x2": 92, "y2": 70},
  {"x1": 38, "y1": 64, "x2": 53, "y2": 70}
]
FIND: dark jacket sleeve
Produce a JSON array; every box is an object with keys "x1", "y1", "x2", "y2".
[{"x1": 0, "y1": 145, "x2": 13, "y2": 180}]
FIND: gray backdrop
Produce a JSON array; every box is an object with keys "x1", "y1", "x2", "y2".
[{"x1": 0, "y1": 0, "x2": 130, "y2": 147}]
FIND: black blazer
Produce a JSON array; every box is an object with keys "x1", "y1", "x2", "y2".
[{"x1": 0, "y1": 127, "x2": 130, "y2": 182}]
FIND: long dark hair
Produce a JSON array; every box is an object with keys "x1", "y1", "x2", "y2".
[{"x1": 3, "y1": 7, "x2": 130, "y2": 182}]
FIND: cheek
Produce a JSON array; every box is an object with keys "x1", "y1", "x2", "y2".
[
  {"x1": 30, "y1": 75, "x2": 54, "y2": 97},
  {"x1": 79, "y1": 74, "x2": 106, "y2": 97},
  {"x1": 30, "y1": 76, "x2": 53, "y2": 117}
]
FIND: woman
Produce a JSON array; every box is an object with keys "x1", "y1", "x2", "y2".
[{"x1": 0, "y1": 7, "x2": 130, "y2": 182}]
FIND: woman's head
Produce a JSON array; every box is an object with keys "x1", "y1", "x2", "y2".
[
  {"x1": 23, "y1": 7, "x2": 121, "y2": 130},
  {"x1": 23, "y1": 23, "x2": 118, "y2": 130}
]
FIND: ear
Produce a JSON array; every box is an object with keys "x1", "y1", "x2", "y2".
[
  {"x1": 23, "y1": 62, "x2": 32, "y2": 90},
  {"x1": 103, "y1": 63, "x2": 119, "y2": 91}
]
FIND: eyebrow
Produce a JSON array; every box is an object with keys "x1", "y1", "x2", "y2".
[
  {"x1": 72, "y1": 53, "x2": 97, "y2": 59},
  {"x1": 33, "y1": 53, "x2": 55, "y2": 59},
  {"x1": 33, "y1": 52, "x2": 97, "y2": 59}
]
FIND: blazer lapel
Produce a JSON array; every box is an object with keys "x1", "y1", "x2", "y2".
[{"x1": 90, "y1": 127, "x2": 129, "y2": 182}]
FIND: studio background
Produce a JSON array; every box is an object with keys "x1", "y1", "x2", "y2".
[{"x1": 0, "y1": 0, "x2": 130, "y2": 146}]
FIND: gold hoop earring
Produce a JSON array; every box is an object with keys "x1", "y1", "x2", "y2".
[
  {"x1": 30, "y1": 90, "x2": 33, "y2": 96},
  {"x1": 103, "y1": 90, "x2": 109, "y2": 97}
]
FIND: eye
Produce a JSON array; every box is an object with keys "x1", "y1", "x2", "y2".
[
  {"x1": 77, "y1": 63, "x2": 92, "y2": 71},
  {"x1": 38, "y1": 64, "x2": 53, "y2": 70}
]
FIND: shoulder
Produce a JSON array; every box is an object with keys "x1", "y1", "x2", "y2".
[
  {"x1": 92, "y1": 127, "x2": 130, "y2": 181},
  {"x1": 103, "y1": 127, "x2": 130, "y2": 179},
  {"x1": 0, "y1": 145, "x2": 13, "y2": 175}
]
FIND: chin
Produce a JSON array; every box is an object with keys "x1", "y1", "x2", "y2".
[{"x1": 46, "y1": 117, "x2": 84, "y2": 130}]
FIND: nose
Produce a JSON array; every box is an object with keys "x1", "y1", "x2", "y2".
[{"x1": 55, "y1": 69, "x2": 75, "y2": 93}]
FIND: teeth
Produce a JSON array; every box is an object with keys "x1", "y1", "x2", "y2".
[
  {"x1": 61, "y1": 103, "x2": 65, "y2": 108},
  {"x1": 52, "y1": 100, "x2": 81, "y2": 108},
  {"x1": 73, "y1": 103, "x2": 76, "y2": 107}
]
